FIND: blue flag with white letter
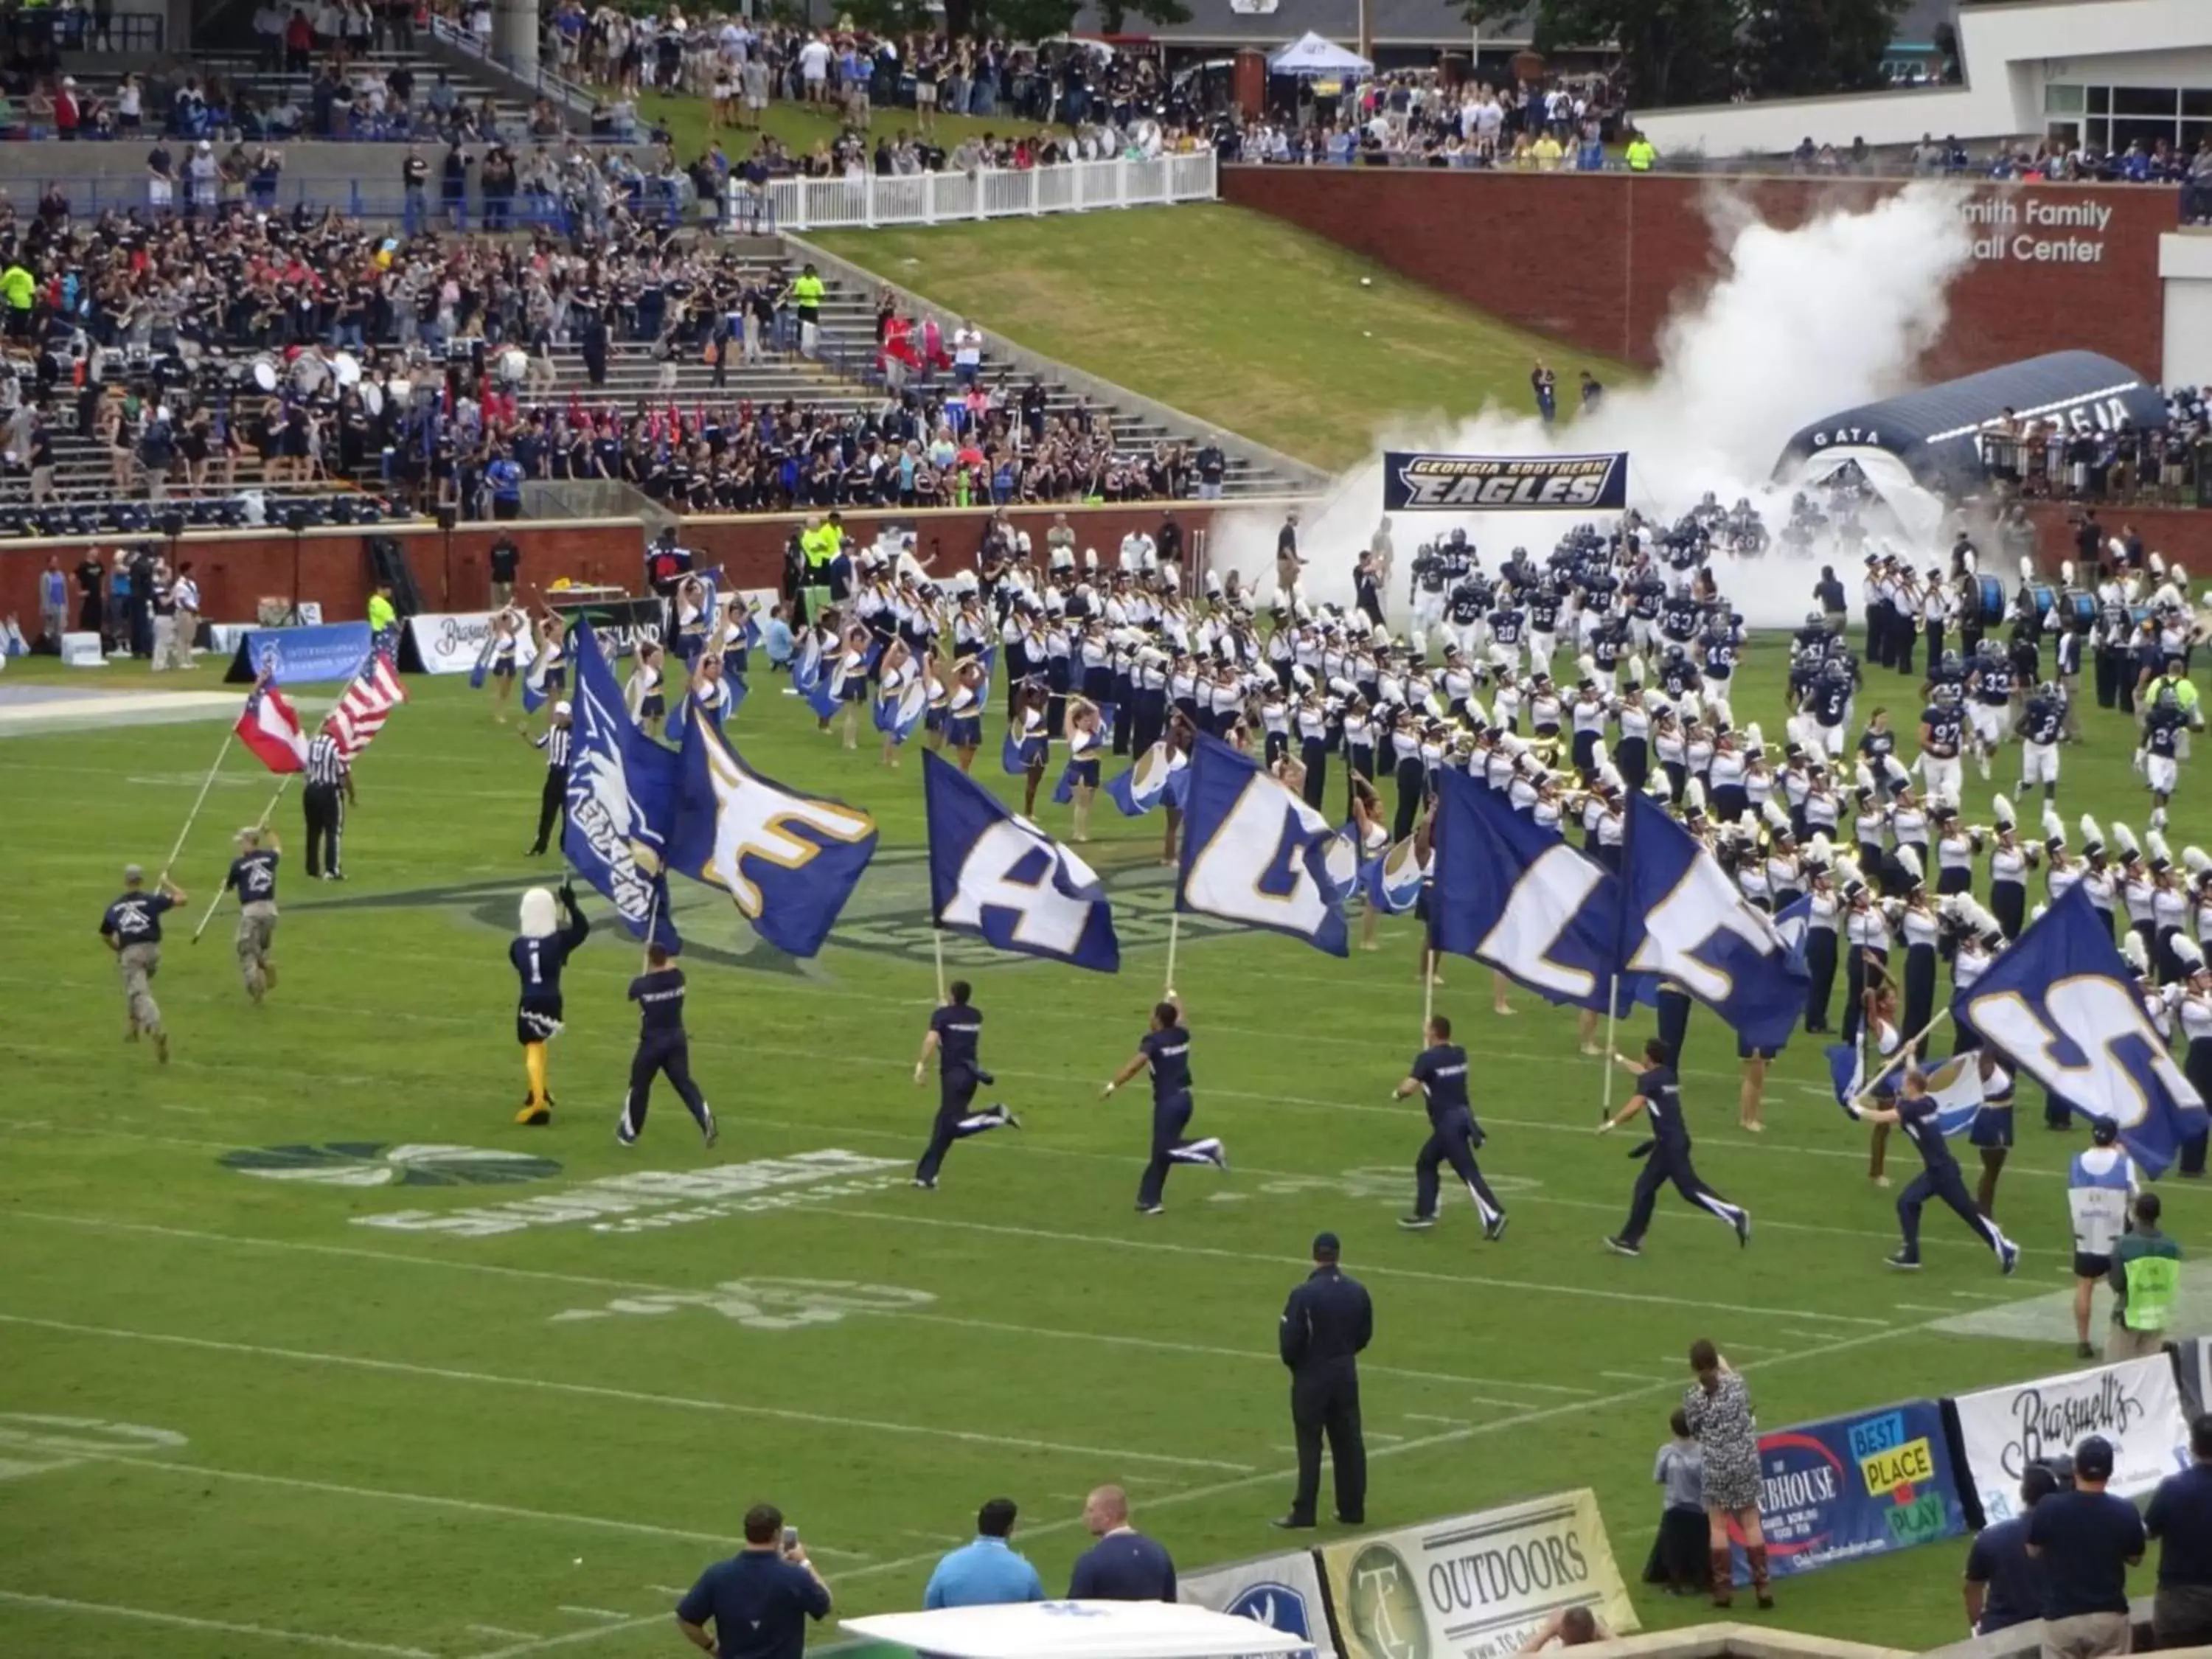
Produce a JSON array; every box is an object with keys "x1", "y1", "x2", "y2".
[
  {"x1": 1430, "y1": 767, "x2": 1646, "y2": 1015},
  {"x1": 923, "y1": 751, "x2": 1119, "y2": 973},
  {"x1": 665, "y1": 717, "x2": 879, "y2": 959},
  {"x1": 1953, "y1": 883, "x2": 2209, "y2": 1175},
  {"x1": 1175, "y1": 732, "x2": 1347, "y2": 956},
  {"x1": 560, "y1": 621, "x2": 681, "y2": 952},
  {"x1": 1362, "y1": 834, "x2": 1427, "y2": 917},
  {"x1": 1616, "y1": 792, "x2": 1808, "y2": 1053},
  {"x1": 1106, "y1": 742, "x2": 1178, "y2": 817}
]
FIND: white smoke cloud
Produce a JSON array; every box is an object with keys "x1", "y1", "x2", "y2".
[{"x1": 1212, "y1": 182, "x2": 1977, "y2": 629}]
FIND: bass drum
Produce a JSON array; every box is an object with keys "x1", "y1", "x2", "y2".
[
  {"x1": 359, "y1": 380, "x2": 384, "y2": 417},
  {"x1": 2023, "y1": 581, "x2": 2057, "y2": 625},
  {"x1": 251, "y1": 355, "x2": 279, "y2": 393},
  {"x1": 2067, "y1": 590, "x2": 2097, "y2": 630},
  {"x1": 1975, "y1": 574, "x2": 2006, "y2": 624}
]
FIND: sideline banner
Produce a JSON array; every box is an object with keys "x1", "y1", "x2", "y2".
[
  {"x1": 2183, "y1": 1337, "x2": 2212, "y2": 1422},
  {"x1": 1950, "y1": 1355, "x2": 2191, "y2": 1523},
  {"x1": 549, "y1": 593, "x2": 664, "y2": 660},
  {"x1": 397, "y1": 611, "x2": 540, "y2": 675},
  {"x1": 223, "y1": 622, "x2": 373, "y2": 685},
  {"x1": 1320, "y1": 1489, "x2": 1637, "y2": 1659},
  {"x1": 1181, "y1": 1549, "x2": 1337, "y2": 1658},
  {"x1": 1731, "y1": 1399, "x2": 1964, "y2": 1586},
  {"x1": 1382, "y1": 453, "x2": 1629, "y2": 512}
]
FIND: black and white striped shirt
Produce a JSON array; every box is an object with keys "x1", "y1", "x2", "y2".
[
  {"x1": 535, "y1": 726, "x2": 572, "y2": 769},
  {"x1": 305, "y1": 733, "x2": 349, "y2": 786}
]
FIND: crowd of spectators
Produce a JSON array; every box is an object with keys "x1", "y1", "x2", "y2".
[
  {"x1": 1237, "y1": 69, "x2": 1627, "y2": 168},
  {"x1": 1978, "y1": 389, "x2": 2212, "y2": 509}
]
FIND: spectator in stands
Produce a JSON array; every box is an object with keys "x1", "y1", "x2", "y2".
[
  {"x1": 2146, "y1": 1414, "x2": 2212, "y2": 1649},
  {"x1": 922, "y1": 1498, "x2": 1045, "y2": 1609},
  {"x1": 1964, "y1": 1464, "x2": 2057, "y2": 1638},
  {"x1": 2026, "y1": 1436, "x2": 2146, "y2": 1659},
  {"x1": 283, "y1": 7, "x2": 313, "y2": 73},
  {"x1": 1066, "y1": 1486, "x2": 1175, "y2": 1601},
  {"x1": 1518, "y1": 1608, "x2": 1607, "y2": 1652},
  {"x1": 676, "y1": 1504, "x2": 831, "y2": 1659}
]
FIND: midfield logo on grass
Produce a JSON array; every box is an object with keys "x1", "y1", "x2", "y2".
[
  {"x1": 302, "y1": 848, "x2": 1244, "y2": 973},
  {"x1": 352, "y1": 1148, "x2": 910, "y2": 1238},
  {"x1": 549, "y1": 1277, "x2": 936, "y2": 1330},
  {"x1": 220, "y1": 1142, "x2": 563, "y2": 1188}
]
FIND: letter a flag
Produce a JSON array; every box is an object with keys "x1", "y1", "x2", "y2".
[
  {"x1": 563, "y1": 620, "x2": 681, "y2": 951},
  {"x1": 325, "y1": 653, "x2": 409, "y2": 762},
  {"x1": 1616, "y1": 792, "x2": 1806, "y2": 1054},
  {"x1": 667, "y1": 716, "x2": 877, "y2": 959},
  {"x1": 1954, "y1": 883, "x2": 2209, "y2": 1175},
  {"x1": 1175, "y1": 731, "x2": 1346, "y2": 956},
  {"x1": 234, "y1": 683, "x2": 307, "y2": 773},
  {"x1": 922, "y1": 751, "x2": 1118, "y2": 972},
  {"x1": 1430, "y1": 766, "x2": 1644, "y2": 1015}
]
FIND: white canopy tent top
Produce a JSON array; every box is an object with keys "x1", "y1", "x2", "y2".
[
  {"x1": 1265, "y1": 31, "x2": 1373, "y2": 76},
  {"x1": 841, "y1": 1598, "x2": 1314, "y2": 1659}
]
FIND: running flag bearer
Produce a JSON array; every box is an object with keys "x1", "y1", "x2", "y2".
[
  {"x1": 910, "y1": 979, "x2": 1018, "y2": 1189},
  {"x1": 1394, "y1": 1014, "x2": 1508, "y2": 1240},
  {"x1": 1099, "y1": 995, "x2": 1227, "y2": 1214},
  {"x1": 1599, "y1": 1037, "x2": 1751, "y2": 1256}
]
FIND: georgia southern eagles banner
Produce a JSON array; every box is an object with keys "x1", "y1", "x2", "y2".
[{"x1": 1383, "y1": 451, "x2": 1629, "y2": 512}]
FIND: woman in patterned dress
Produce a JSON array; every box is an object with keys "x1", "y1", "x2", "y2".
[{"x1": 1680, "y1": 1338, "x2": 1773, "y2": 1610}]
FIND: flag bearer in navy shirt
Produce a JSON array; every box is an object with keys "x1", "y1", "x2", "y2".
[
  {"x1": 511, "y1": 883, "x2": 588, "y2": 1126},
  {"x1": 99, "y1": 860, "x2": 185, "y2": 1062},
  {"x1": 1599, "y1": 1038, "x2": 1751, "y2": 1256},
  {"x1": 1393, "y1": 1014, "x2": 1507, "y2": 1240},
  {"x1": 224, "y1": 824, "x2": 282, "y2": 1004},
  {"x1": 2147, "y1": 1413, "x2": 2212, "y2": 1649},
  {"x1": 910, "y1": 979, "x2": 1017, "y2": 1189},
  {"x1": 1852, "y1": 1066, "x2": 2020, "y2": 1274},
  {"x1": 1099, "y1": 994, "x2": 1226, "y2": 1214},
  {"x1": 676, "y1": 1502, "x2": 831, "y2": 1659},
  {"x1": 619, "y1": 942, "x2": 715, "y2": 1148}
]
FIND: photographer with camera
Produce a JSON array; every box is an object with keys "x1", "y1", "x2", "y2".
[{"x1": 676, "y1": 1503, "x2": 831, "y2": 1659}]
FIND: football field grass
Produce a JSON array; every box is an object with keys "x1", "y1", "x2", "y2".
[{"x1": 0, "y1": 640, "x2": 2204, "y2": 1659}]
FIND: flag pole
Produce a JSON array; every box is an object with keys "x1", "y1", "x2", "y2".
[
  {"x1": 190, "y1": 773, "x2": 293, "y2": 944},
  {"x1": 1600, "y1": 973, "x2": 1620, "y2": 1121},
  {"x1": 160, "y1": 730, "x2": 234, "y2": 886},
  {"x1": 1420, "y1": 942, "x2": 1435, "y2": 1041},
  {"x1": 1164, "y1": 912, "x2": 1180, "y2": 998},
  {"x1": 931, "y1": 923, "x2": 948, "y2": 1006},
  {"x1": 1858, "y1": 1008, "x2": 1953, "y2": 1101}
]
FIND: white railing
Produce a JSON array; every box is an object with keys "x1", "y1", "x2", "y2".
[{"x1": 758, "y1": 150, "x2": 1218, "y2": 232}]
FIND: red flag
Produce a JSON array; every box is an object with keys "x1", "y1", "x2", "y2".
[
  {"x1": 325, "y1": 654, "x2": 409, "y2": 761},
  {"x1": 235, "y1": 685, "x2": 308, "y2": 773}
]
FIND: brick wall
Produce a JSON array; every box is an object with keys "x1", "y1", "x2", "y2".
[{"x1": 1220, "y1": 169, "x2": 2174, "y2": 383}]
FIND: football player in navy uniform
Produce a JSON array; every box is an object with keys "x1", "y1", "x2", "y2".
[
  {"x1": 2143, "y1": 683, "x2": 2188, "y2": 832},
  {"x1": 2017, "y1": 678, "x2": 2067, "y2": 804},
  {"x1": 1852, "y1": 1066, "x2": 2020, "y2": 1274},
  {"x1": 911, "y1": 979, "x2": 1017, "y2": 1186},
  {"x1": 1917, "y1": 679, "x2": 1966, "y2": 808},
  {"x1": 512, "y1": 882, "x2": 589, "y2": 1125},
  {"x1": 1599, "y1": 1038, "x2": 1751, "y2": 1256},
  {"x1": 1099, "y1": 995, "x2": 1227, "y2": 1214},
  {"x1": 1394, "y1": 1015, "x2": 1508, "y2": 1240}
]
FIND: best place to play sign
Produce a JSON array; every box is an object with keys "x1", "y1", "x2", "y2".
[{"x1": 1733, "y1": 1399, "x2": 1966, "y2": 1585}]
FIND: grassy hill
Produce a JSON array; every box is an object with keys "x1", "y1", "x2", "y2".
[{"x1": 815, "y1": 204, "x2": 1635, "y2": 473}]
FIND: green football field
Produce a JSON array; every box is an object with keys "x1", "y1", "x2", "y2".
[{"x1": 0, "y1": 636, "x2": 2203, "y2": 1659}]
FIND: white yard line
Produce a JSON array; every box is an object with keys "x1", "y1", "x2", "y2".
[
  {"x1": 0, "y1": 1315, "x2": 1255, "y2": 1475},
  {"x1": 1601, "y1": 1370, "x2": 1663, "y2": 1383},
  {"x1": 467, "y1": 1625, "x2": 539, "y2": 1641},
  {"x1": 5, "y1": 1209, "x2": 1599, "y2": 1398},
  {"x1": 0, "y1": 1590, "x2": 435, "y2": 1658},
  {"x1": 555, "y1": 1607, "x2": 632, "y2": 1622}
]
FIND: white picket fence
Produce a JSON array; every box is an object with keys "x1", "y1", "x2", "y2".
[{"x1": 755, "y1": 150, "x2": 1218, "y2": 232}]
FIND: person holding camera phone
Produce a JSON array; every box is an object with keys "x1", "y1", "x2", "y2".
[{"x1": 676, "y1": 1503, "x2": 830, "y2": 1658}]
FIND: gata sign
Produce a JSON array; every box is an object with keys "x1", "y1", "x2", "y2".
[{"x1": 1383, "y1": 452, "x2": 1629, "y2": 512}]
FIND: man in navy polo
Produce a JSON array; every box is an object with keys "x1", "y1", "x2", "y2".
[
  {"x1": 2147, "y1": 1413, "x2": 2212, "y2": 1649},
  {"x1": 923, "y1": 1498, "x2": 1044, "y2": 1609},
  {"x1": 675, "y1": 1503, "x2": 830, "y2": 1659},
  {"x1": 1066, "y1": 1486, "x2": 1175, "y2": 1600}
]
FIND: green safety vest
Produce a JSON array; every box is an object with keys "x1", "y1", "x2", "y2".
[
  {"x1": 2122, "y1": 1247, "x2": 2180, "y2": 1330},
  {"x1": 1625, "y1": 142, "x2": 1655, "y2": 172}
]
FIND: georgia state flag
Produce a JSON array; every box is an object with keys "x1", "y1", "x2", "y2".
[{"x1": 235, "y1": 684, "x2": 308, "y2": 773}]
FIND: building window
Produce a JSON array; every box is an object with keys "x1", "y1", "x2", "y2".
[
  {"x1": 2045, "y1": 83, "x2": 2084, "y2": 115},
  {"x1": 2112, "y1": 86, "x2": 2180, "y2": 118},
  {"x1": 2087, "y1": 86, "x2": 2110, "y2": 114}
]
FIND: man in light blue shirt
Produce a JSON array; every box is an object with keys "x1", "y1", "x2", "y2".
[{"x1": 922, "y1": 1498, "x2": 1044, "y2": 1610}]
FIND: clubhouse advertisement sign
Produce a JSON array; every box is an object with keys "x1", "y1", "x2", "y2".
[
  {"x1": 1730, "y1": 1399, "x2": 1964, "y2": 1586},
  {"x1": 1950, "y1": 1356, "x2": 2191, "y2": 1523},
  {"x1": 1320, "y1": 1489, "x2": 1636, "y2": 1659},
  {"x1": 1181, "y1": 1549, "x2": 1337, "y2": 1658}
]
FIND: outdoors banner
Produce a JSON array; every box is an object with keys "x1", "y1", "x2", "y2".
[
  {"x1": 223, "y1": 622, "x2": 373, "y2": 686},
  {"x1": 1950, "y1": 1355, "x2": 2191, "y2": 1524},
  {"x1": 1728, "y1": 1399, "x2": 1965, "y2": 1586},
  {"x1": 1319, "y1": 1490, "x2": 1637, "y2": 1659},
  {"x1": 1382, "y1": 452, "x2": 1629, "y2": 512},
  {"x1": 398, "y1": 611, "x2": 540, "y2": 675},
  {"x1": 1180, "y1": 1548, "x2": 1338, "y2": 1659}
]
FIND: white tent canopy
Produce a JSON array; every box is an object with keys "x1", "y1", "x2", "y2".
[
  {"x1": 842, "y1": 1599, "x2": 1314, "y2": 1659},
  {"x1": 1266, "y1": 31, "x2": 1372, "y2": 76}
]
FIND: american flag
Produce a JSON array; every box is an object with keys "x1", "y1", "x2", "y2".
[{"x1": 326, "y1": 654, "x2": 409, "y2": 761}]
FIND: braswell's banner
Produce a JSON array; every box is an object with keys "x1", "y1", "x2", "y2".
[
  {"x1": 1950, "y1": 1355, "x2": 2191, "y2": 1523},
  {"x1": 1382, "y1": 452, "x2": 1630, "y2": 512},
  {"x1": 1320, "y1": 1489, "x2": 1637, "y2": 1659},
  {"x1": 398, "y1": 611, "x2": 540, "y2": 675},
  {"x1": 1731, "y1": 1398, "x2": 1965, "y2": 1586},
  {"x1": 1180, "y1": 1548, "x2": 1337, "y2": 1658}
]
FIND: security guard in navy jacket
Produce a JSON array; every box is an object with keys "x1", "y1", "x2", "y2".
[{"x1": 1275, "y1": 1231, "x2": 1372, "y2": 1529}]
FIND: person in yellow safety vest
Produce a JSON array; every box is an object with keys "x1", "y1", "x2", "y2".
[
  {"x1": 0, "y1": 258, "x2": 34, "y2": 341},
  {"x1": 2107, "y1": 1190, "x2": 2180, "y2": 1360},
  {"x1": 1624, "y1": 133, "x2": 1658, "y2": 173}
]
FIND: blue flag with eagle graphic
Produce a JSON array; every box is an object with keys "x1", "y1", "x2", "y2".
[
  {"x1": 560, "y1": 620, "x2": 680, "y2": 952},
  {"x1": 922, "y1": 751, "x2": 1119, "y2": 973}
]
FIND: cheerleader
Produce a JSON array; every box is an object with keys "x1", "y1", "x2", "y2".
[
  {"x1": 672, "y1": 574, "x2": 713, "y2": 663},
  {"x1": 487, "y1": 604, "x2": 525, "y2": 723},
  {"x1": 945, "y1": 657, "x2": 986, "y2": 772},
  {"x1": 1862, "y1": 973, "x2": 1907, "y2": 1185},
  {"x1": 1063, "y1": 695, "x2": 1105, "y2": 843},
  {"x1": 534, "y1": 611, "x2": 568, "y2": 698},
  {"x1": 1009, "y1": 677, "x2": 1051, "y2": 817},
  {"x1": 1350, "y1": 776, "x2": 1388, "y2": 953},
  {"x1": 511, "y1": 882, "x2": 588, "y2": 1126},
  {"x1": 684, "y1": 640, "x2": 735, "y2": 728},
  {"x1": 2174, "y1": 936, "x2": 2212, "y2": 1178},
  {"x1": 832, "y1": 623, "x2": 874, "y2": 750},
  {"x1": 625, "y1": 639, "x2": 667, "y2": 737}
]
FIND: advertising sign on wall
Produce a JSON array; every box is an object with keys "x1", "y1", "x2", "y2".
[
  {"x1": 1731, "y1": 1399, "x2": 1965, "y2": 1585},
  {"x1": 1181, "y1": 1548, "x2": 1338, "y2": 1658},
  {"x1": 398, "y1": 611, "x2": 540, "y2": 675},
  {"x1": 1951, "y1": 1355, "x2": 2191, "y2": 1523}
]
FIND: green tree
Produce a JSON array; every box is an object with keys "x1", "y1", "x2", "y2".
[
  {"x1": 841, "y1": 0, "x2": 1188, "y2": 48},
  {"x1": 1739, "y1": 0, "x2": 1910, "y2": 98},
  {"x1": 1471, "y1": 0, "x2": 1742, "y2": 108}
]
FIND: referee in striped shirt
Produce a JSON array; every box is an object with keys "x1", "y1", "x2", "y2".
[
  {"x1": 302, "y1": 722, "x2": 355, "y2": 880},
  {"x1": 525, "y1": 700, "x2": 573, "y2": 857}
]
